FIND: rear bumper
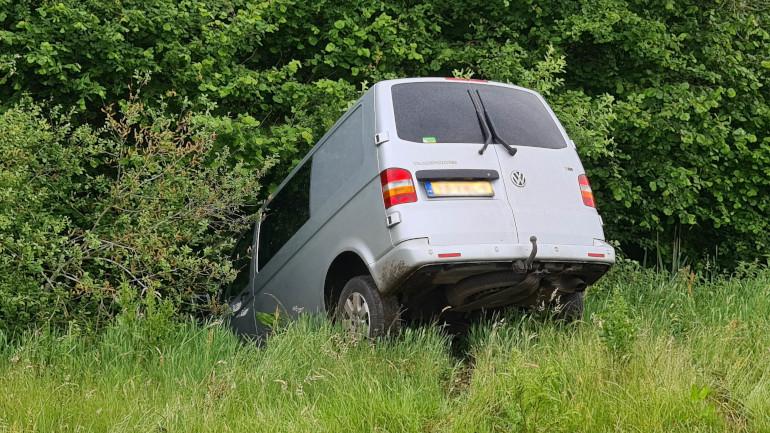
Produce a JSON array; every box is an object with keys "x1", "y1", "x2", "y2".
[{"x1": 371, "y1": 238, "x2": 615, "y2": 294}]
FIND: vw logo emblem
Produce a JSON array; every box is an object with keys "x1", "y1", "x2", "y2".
[{"x1": 510, "y1": 171, "x2": 526, "y2": 187}]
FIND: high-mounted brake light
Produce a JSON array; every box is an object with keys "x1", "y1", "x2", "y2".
[
  {"x1": 381, "y1": 168, "x2": 417, "y2": 209},
  {"x1": 578, "y1": 174, "x2": 595, "y2": 208},
  {"x1": 445, "y1": 77, "x2": 488, "y2": 83}
]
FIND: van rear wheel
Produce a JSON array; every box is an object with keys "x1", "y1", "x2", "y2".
[
  {"x1": 550, "y1": 291, "x2": 584, "y2": 322},
  {"x1": 336, "y1": 276, "x2": 401, "y2": 339}
]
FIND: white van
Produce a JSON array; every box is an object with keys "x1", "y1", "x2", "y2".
[{"x1": 225, "y1": 77, "x2": 615, "y2": 338}]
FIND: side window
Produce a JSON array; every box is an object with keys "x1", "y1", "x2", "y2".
[
  {"x1": 257, "y1": 160, "x2": 312, "y2": 270},
  {"x1": 222, "y1": 224, "x2": 255, "y2": 301},
  {"x1": 310, "y1": 106, "x2": 364, "y2": 213}
]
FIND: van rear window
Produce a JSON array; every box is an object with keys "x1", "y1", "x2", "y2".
[{"x1": 391, "y1": 82, "x2": 567, "y2": 149}]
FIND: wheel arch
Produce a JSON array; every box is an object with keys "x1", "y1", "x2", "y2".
[{"x1": 323, "y1": 251, "x2": 372, "y2": 313}]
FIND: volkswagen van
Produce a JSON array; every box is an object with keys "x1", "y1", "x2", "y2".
[{"x1": 225, "y1": 77, "x2": 615, "y2": 338}]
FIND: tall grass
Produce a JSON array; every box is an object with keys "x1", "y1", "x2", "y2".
[{"x1": 1, "y1": 264, "x2": 769, "y2": 432}]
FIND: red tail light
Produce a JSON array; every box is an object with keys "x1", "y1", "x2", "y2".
[
  {"x1": 380, "y1": 168, "x2": 417, "y2": 209},
  {"x1": 578, "y1": 174, "x2": 595, "y2": 208}
]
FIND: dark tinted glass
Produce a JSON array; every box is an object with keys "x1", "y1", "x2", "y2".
[
  {"x1": 257, "y1": 161, "x2": 312, "y2": 270},
  {"x1": 391, "y1": 82, "x2": 567, "y2": 149},
  {"x1": 222, "y1": 225, "x2": 254, "y2": 301},
  {"x1": 311, "y1": 107, "x2": 363, "y2": 213},
  {"x1": 475, "y1": 86, "x2": 566, "y2": 149},
  {"x1": 392, "y1": 82, "x2": 485, "y2": 144}
]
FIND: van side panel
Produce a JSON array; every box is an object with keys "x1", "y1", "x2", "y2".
[
  {"x1": 253, "y1": 179, "x2": 387, "y2": 314},
  {"x1": 252, "y1": 90, "x2": 392, "y2": 315}
]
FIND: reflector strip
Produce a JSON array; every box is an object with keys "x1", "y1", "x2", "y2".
[
  {"x1": 438, "y1": 253, "x2": 461, "y2": 258},
  {"x1": 587, "y1": 252, "x2": 605, "y2": 258}
]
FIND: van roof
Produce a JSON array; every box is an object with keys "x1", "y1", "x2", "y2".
[{"x1": 373, "y1": 77, "x2": 540, "y2": 97}]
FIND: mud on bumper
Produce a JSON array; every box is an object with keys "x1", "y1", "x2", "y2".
[
  {"x1": 372, "y1": 238, "x2": 614, "y2": 293},
  {"x1": 370, "y1": 238, "x2": 613, "y2": 313}
]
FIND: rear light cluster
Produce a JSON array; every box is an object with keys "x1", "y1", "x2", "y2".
[
  {"x1": 578, "y1": 174, "x2": 595, "y2": 208},
  {"x1": 380, "y1": 168, "x2": 417, "y2": 209}
]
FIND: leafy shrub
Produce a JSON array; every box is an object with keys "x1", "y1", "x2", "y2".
[{"x1": 0, "y1": 100, "x2": 264, "y2": 336}]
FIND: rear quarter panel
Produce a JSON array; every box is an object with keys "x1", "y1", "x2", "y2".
[{"x1": 252, "y1": 90, "x2": 392, "y2": 315}]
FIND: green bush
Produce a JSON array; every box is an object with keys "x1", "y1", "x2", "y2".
[{"x1": 0, "y1": 101, "x2": 263, "y2": 336}]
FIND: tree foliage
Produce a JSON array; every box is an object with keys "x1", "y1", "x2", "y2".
[{"x1": 1, "y1": 0, "x2": 768, "y2": 272}]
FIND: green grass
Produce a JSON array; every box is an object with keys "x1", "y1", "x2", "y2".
[{"x1": 1, "y1": 264, "x2": 769, "y2": 432}]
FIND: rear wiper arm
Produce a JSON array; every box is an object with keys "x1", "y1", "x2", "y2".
[
  {"x1": 476, "y1": 89, "x2": 517, "y2": 156},
  {"x1": 467, "y1": 89, "x2": 493, "y2": 155}
]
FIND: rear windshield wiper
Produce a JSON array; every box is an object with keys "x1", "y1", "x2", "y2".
[
  {"x1": 467, "y1": 89, "x2": 493, "y2": 155},
  {"x1": 475, "y1": 89, "x2": 517, "y2": 156}
]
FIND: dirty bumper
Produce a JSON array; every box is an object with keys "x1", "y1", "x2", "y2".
[{"x1": 370, "y1": 238, "x2": 616, "y2": 295}]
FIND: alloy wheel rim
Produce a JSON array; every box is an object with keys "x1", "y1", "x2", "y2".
[{"x1": 342, "y1": 292, "x2": 370, "y2": 337}]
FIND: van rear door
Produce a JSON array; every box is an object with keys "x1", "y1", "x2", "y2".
[
  {"x1": 381, "y1": 79, "x2": 604, "y2": 249},
  {"x1": 472, "y1": 84, "x2": 604, "y2": 246},
  {"x1": 381, "y1": 81, "x2": 518, "y2": 247}
]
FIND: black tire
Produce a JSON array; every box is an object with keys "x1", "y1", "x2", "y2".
[
  {"x1": 550, "y1": 291, "x2": 584, "y2": 322},
  {"x1": 335, "y1": 276, "x2": 401, "y2": 338}
]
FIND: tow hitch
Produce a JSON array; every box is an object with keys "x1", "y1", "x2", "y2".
[{"x1": 513, "y1": 235, "x2": 538, "y2": 272}]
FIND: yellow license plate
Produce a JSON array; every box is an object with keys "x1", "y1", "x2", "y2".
[{"x1": 424, "y1": 180, "x2": 494, "y2": 197}]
